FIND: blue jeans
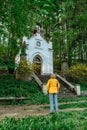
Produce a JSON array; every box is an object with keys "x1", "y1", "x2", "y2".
[{"x1": 49, "y1": 93, "x2": 58, "y2": 112}]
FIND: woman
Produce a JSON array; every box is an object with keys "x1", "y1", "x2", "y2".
[{"x1": 46, "y1": 74, "x2": 60, "y2": 113}]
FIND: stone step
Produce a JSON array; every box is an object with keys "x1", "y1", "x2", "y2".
[
  {"x1": 37, "y1": 75, "x2": 76, "y2": 97},
  {"x1": 37, "y1": 75, "x2": 50, "y2": 83}
]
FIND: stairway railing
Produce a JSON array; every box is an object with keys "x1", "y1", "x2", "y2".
[
  {"x1": 31, "y1": 73, "x2": 80, "y2": 95},
  {"x1": 56, "y1": 73, "x2": 80, "y2": 95},
  {"x1": 56, "y1": 74, "x2": 75, "y2": 90},
  {"x1": 31, "y1": 73, "x2": 43, "y2": 90}
]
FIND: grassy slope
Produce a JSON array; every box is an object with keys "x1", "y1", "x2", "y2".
[
  {"x1": 0, "y1": 74, "x2": 87, "y2": 129},
  {"x1": 0, "y1": 74, "x2": 87, "y2": 105}
]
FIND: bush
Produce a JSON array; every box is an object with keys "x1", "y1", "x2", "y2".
[
  {"x1": 16, "y1": 59, "x2": 39, "y2": 79},
  {"x1": 66, "y1": 63, "x2": 87, "y2": 85}
]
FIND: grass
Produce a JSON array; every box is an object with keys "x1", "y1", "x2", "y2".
[
  {"x1": 0, "y1": 74, "x2": 87, "y2": 105},
  {"x1": 0, "y1": 110, "x2": 87, "y2": 130},
  {"x1": 0, "y1": 74, "x2": 87, "y2": 129},
  {"x1": 80, "y1": 84, "x2": 87, "y2": 90},
  {"x1": 0, "y1": 74, "x2": 49, "y2": 105},
  {"x1": 0, "y1": 74, "x2": 40, "y2": 97},
  {"x1": 59, "y1": 95, "x2": 87, "y2": 103},
  {"x1": 71, "y1": 82, "x2": 87, "y2": 91},
  {"x1": 40, "y1": 101, "x2": 87, "y2": 110},
  {"x1": 59, "y1": 102, "x2": 87, "y2": 109}
]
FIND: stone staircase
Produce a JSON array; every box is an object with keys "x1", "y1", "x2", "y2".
[
  {"x1": 37, "y1": 74, "x2": 76, "y2": 97},
  {"x1": 37, "y1": 75, "x2": 50, "y2": 83}
]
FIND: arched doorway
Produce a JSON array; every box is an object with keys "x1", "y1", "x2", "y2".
[{"x1": 33, "y1": 55, "x2": 42, "y2": 75}]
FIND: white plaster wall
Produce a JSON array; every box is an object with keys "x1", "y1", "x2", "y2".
[
  {"x1": 16, "y1": 33, "x2": 53, "y2": 75},
  {"x1": 26, "y1": 33, "x2": 53, "y2": 74}
]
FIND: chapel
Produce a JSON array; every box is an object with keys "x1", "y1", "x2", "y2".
[{"x1": 22, "y1": 30, "x2": 53, "y2": 75}]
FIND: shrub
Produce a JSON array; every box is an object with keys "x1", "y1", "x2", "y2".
[
  {"x1": 17, "y1": 59, "x2": 39, "y2": 78},
  {"x1": 66, "y1": 63, "x2": 87, "y2": 84}
]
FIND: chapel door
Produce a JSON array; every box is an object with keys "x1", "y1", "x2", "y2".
[{"x1": 33, "y1": 55, "x2": 42, "y2": 75}]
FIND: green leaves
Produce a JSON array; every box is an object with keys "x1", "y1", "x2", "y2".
[
  {"x1": 0, "y1": 111, "x2": 87, "y2": 130},
  {"x1": 0, "y1": 0, "x2": 87, "y2": 72}
]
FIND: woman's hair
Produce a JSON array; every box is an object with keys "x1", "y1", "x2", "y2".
[{"x1": 50, "y1": 73, "x2": 56, "y2": 78}]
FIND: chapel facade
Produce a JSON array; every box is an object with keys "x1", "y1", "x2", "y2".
[{"x1": 23, "y1": 32, "x2": 53, "y2": 75}]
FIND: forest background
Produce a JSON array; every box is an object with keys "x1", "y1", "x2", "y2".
[{"x1": 0, "y1": 0, "x2": 87, "y2": 74}]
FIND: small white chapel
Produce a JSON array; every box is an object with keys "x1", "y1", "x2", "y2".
[{"x1": 16, "y1": 26, "x2": 53, "y2": 75}]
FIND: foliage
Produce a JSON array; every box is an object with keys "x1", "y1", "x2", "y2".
[
  {"x1": 0, "y1": 0, "x2": 87, "y2": 72},
  {"x1": 17, "y1": 59, "x2": 39, "y2": 78},
  {"x1": 0, "y1": 110, "x2": 87, "y2": 130},
  {"x1": 0, "y1": 74, "x2": 49, "y2": 104},
  {"x1": 0, "y1": 74, "x2": 38, "y2": 97},
  {"x1": 51, "y1": 0, "x2": 87, "y2": 66},
  {"x1": 0, "y1": 0, "x2": 30, "y2": 73},
  {"x1": 54, "y1": 59, "x2": 61, "y2": 72},
  {"x1": 67, "y1": 64, "x2": 87, "y2": 78},
  {"x1": 66, "y1": 63, "x2": 87, "y2": 86}
]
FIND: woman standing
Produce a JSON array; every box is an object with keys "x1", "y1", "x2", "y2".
[{"x1": 46, "y1": 74, "x2": 60, "y2": 113}]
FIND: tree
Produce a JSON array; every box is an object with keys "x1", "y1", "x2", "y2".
[
  {"x1": 0, "y1": 0, "x2": 30, "y2": 73},
  {"x1": 0, "y1": 0, "x2": 87, "y2": 74}
]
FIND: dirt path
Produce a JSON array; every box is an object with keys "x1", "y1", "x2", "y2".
[{"x1": 0, "y1": 101, "x2": 87, "y2": 120}]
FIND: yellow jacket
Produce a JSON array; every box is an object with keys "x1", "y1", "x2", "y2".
[{"x1": 46, "y1": 78, "x2": 60, "y2": 93}]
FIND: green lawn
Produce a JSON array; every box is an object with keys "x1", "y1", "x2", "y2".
[
  {"x1": 0, "y1": 110, "x2": 87, "y2": 130},
  {"x1": 0, "y1": 74, "x2": 87, "y2": 129}
]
